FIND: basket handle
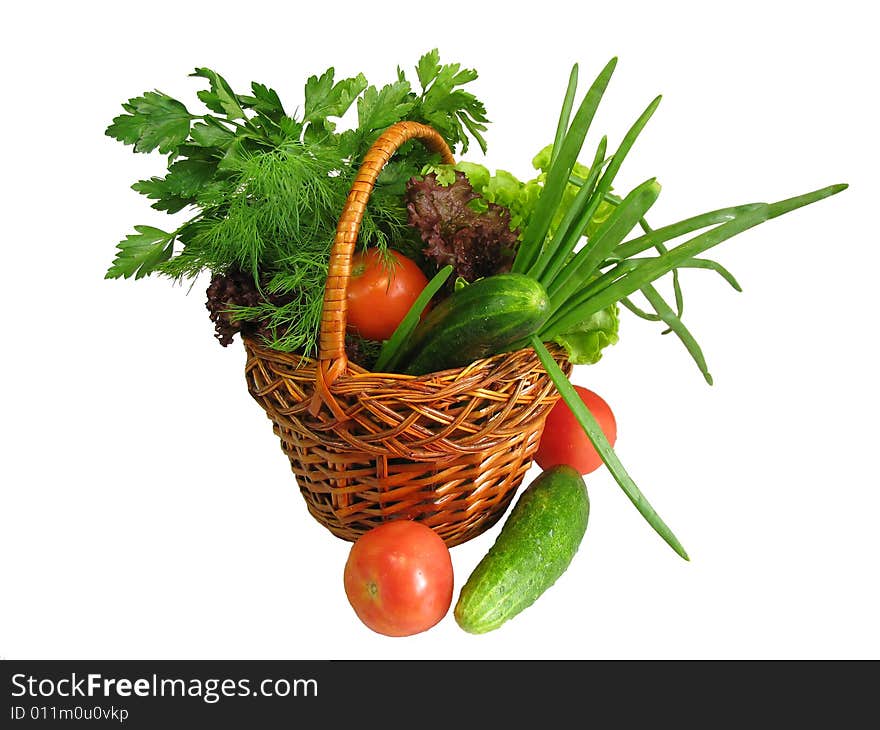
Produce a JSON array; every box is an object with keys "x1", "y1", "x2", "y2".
[
  {"x1": 313, "y1": 122, "x2": 455, "y2": 409},
  {"x1": 319, "y1": 121, "x2": 455, "y2": 363}
]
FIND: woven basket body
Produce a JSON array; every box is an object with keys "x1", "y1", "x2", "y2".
[
  {"x1": 245, "y1": 340, "x2": 570, "y2": 547},
  {"x1": 242, "y1": 121, "x2": 570, "y2": 547}
]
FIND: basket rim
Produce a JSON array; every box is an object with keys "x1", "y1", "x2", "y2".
[{"x1": 242, "y1": 334, "x2": 569, "y2": 384}]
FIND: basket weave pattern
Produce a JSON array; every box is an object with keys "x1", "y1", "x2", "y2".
[
  {"x1": 245, "y1": 340, "x2": 570, "y2": 546},
  {"x1": 243, "y1": 121, "x2": 571, "y2": 547}
]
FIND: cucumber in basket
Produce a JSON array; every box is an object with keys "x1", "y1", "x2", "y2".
[
  {"x1": 394, "y1": 273, "x2": 551, "y2": 376},
  {"x1": 455, "y1": 464, "x2": 590, "y2": 634}
]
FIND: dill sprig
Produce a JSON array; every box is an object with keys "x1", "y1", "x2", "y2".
[
  {"x1": 159, "y1": 143, "x2": 346, "y2": 279},
  {"x1": 160, "y1": 142, "x2": 422, "y2": 354}
]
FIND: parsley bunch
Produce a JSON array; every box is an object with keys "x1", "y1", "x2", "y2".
[{"x1": 105, "y1": 50, "x2": 489, "y2": 354}]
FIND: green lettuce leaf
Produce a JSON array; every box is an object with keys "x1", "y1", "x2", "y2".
[{"x1": 552, "y1": 304, "x2": 619, "y2": 364}]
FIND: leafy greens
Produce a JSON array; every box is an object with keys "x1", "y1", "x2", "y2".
[{"x1": 105, "y1": 50, "x2": 490, "y2": 354}]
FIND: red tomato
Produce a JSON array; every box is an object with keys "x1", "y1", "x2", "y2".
[
  {"x1": 346, "y1": 249, "x2": 429, "y2": 341},
  {"x1": 343, "y1": 520, "x2": 454, "y2": 637},
  {"x1": 534, "y1": 385, "x2": 617, "y2": 475}
]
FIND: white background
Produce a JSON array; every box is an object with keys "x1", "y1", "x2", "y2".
[{"x1": 2, "y1": 0, "x2": 877, "y2": 660}]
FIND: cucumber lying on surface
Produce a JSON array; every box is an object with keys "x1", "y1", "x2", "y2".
[
  {"x1": 395, "y1": 273, "x2": 550, "y2": 376},
  {"x1": 454, "y1": 464, "x2": 590, "y2": 634}
]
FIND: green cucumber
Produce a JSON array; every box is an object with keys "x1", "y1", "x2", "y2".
[
  {"x1": 397, "y1": 273, "x2": 551, "y2": 375},
  {"x1": 454, "y1": 464, "x2": 590, "y2": 634}
]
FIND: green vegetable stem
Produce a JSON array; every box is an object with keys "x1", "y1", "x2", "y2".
[
  {"x1": 531, "y1": 335, "x2": 688, "y2": 560},
  {"x1": 374, "y1": 265, "x2": 453, "y2": 372}
]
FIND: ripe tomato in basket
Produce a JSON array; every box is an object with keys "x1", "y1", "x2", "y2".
[
  {"x1": 535, "y1": 384, "x2": 617, "y2": 475},
  {"x1": 346, "y1": 248, "x2": 429, "y2": 342},
  {"x1": 343, "y1": 520, "x2": 454, "y2": 637}
]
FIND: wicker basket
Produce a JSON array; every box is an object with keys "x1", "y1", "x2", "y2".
[{"x1": 243, "y1": 121, "x2": 571, "y2": 547}]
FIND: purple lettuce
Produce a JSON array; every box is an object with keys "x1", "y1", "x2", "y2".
[{"x1": 405, "y1": 171, "x2": 519, "y2": 284}]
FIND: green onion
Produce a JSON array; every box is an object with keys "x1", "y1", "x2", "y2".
[
  {"x1": 531, "y1": 136, "x2": 608, "y2": 285},
  {"x1": 674, "y1": 258, "x2": 743, "y2": 291},
  {"x1": 546, "y1": 178, "x2": 661, "y2": 312},
  {"x1": 513, "y1": 57, "x2": 618, "y2": 275},
  {"x1": 608, "y1": 203, "x2": 770, "y2": 262},
  {"x1": 619, "y1": 296, "x2": 662, "y2": 321},
  {"x1": 640, "y1": 282, "x2": 713, "y2": 384},
  {"x1": 540, "y1": 259, "x2": 644, "y2": 338},
  {"x1": 530, "y1": 335, "x2": 690, "y2": 560},
  {"x1": 767, "y1": 183, "x2": 848, "y2": 218},
  {"x1": 550, "y1": 64, "x2": 579, "y2": 169},
  {"x1": 577, "y1": 94, "x2": 662, "y2": 234},
  {"x1": 373, "y1": 265, "x2": 453, "y2": 372},
  {"x1": 543, "y1": 203, "x2": 774, "y2": 338}
]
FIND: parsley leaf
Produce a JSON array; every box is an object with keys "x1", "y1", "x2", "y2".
[
  {"x1": 414, "y1": 51, "x2": 488, "y2": 154},
  {"x1": 416, "y1": 49, "x2": 441, "y2": 89},
  {"x1": 357, "y1": 80, "x2": 415, "y2": 132},
  {"x1": 130, "y1": 178, "x2": 188, "y2": 214},
  {"x1": 190, "y1": 119, "x2": 235, "y2": 148},
  {"x1": 240, "y1": 82, "x2": 286, "y2": 122},
  {"x1": 278, "y1": 116, "x2": 304, "y2": 140},
  {"x1": 335, "y1": 79, "x2": 415, "y2": 158},
  {"x1": 106, "y1": 225, "x2": 175, "y2": 279},
  {"x1": 105, "y1": 91, "x2": 192, "y2": 154},
  {"x1": 191, "y1": 68, "x2": 245, "y2": 120},
  {"x1": 303, "y1": 68, "x2": 368, "y2": 125},
  {"x1": 132, "y1": 159, "x2": 218, "y2": 213}
]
